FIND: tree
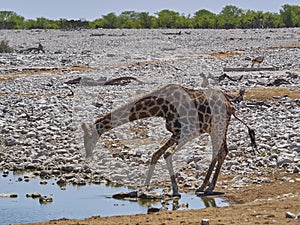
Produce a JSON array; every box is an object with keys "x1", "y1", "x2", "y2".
[
  {"x1": 263, "y1": 12, "x2": 282, "y2": 28},
  {"x1": 118, "y1": 11, "x2": 138, "y2": 28},
  {"x1": 280, "y1": 4, "x2": 293, "y2": 27},
  {"x1": 0, "y1": 11, "x2": 24, "y2": 29},
  {"x1": 193, "y1": 9, "x2": 216, "y2": 28},
  {"x1": 248, "y1": 11, "x2": 265, "y2": 28},
  {"x1": 89, "y1": 18, "x2": 104, "y2": 29},
  {"x1": 1, "y1": 6, "x2": 300, "y2": 30},
  {"x1": 137, "y1": 12, "x2": 154, "y2": 28},
  {"x1": 102, "y1": 13, "x2": 118, "y2": 28},
  {"x1": 280, "y1": 4, "x2": 300, "y2": 27},
  {"x1": 155, "y1": 10, "x2": 180, "y2": 28},
  {"x1": 217, "y1": 5, "x2": 243, "y2": 29}
]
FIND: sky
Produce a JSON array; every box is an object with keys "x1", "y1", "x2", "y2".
[{"x1": 1, "y1": 0, "x2": 299, "y2": 20}]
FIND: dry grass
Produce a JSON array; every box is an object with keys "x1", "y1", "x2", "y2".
[
  {"x1": 0, "y1": 93, "x2": 58, "y2": 98},
  {"x1": 230, "y1": 87, "x2": 300, "y2": 101},
  {"x1": 210, "y1": 51, "x2": 237, "y2": 58},
  {"x1": 0, "y1": 65, "x2": 89, "y2": 82}
]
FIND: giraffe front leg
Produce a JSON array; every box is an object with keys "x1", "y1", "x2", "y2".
[
  {"x1": 144, "y1": 138, "x2": 176, "y2": 191},
  {"x1": 144, "y1": 164, "x2": 156, "y2": 190},
  {"x1": 164, "y1": 149, "x2": 181, "y2": 197}
]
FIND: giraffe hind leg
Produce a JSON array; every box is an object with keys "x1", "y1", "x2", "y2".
[
  {"x1": 204, "y1": 148, "x2": 227, "y2": 195},
  {"x1": 195, "y1": 157, "x2": 217, "y2": 193}
]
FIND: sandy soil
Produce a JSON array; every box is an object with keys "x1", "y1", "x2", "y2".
[
  {"x1": 21, "y1": 170, "x2": 300, "y2": 225},
  {"x1": 1, "y1": 29, "x2": 298, "y2": 225}
]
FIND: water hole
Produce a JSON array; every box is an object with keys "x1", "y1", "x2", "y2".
[{"x1": 0, "y1": 172, "x2": 229, "y2": 224}]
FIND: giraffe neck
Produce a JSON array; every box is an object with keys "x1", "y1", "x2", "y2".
[{"x1": 94, "y1": 95, "x2": 167, "y2": 136}]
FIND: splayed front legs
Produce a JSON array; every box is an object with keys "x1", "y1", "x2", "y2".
[{"x1": 144, "y1": 136, "x2": 181, "y2": 197}]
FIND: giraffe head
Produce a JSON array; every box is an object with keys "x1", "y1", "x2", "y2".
[{"x1": 82, "y1": 123, "x2": 99, "y2": 158}]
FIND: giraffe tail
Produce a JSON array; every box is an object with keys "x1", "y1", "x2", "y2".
[{"x1": 232, "y1": 113, "x2": 258, "y2": 153}]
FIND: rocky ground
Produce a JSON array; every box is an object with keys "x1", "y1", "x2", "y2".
[{"x1": 0, "y1": 28, "x2": 299, "y2": 224}]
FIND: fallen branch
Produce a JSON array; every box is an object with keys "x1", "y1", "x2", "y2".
[
  {"x1": 218, "y1": 73, "x2": 243, "y2": 82},
  {"x1": 104, "y1": 76, "x2": 144, "y2": 85},
  {"x1": 223, "y1": 67, "x2": 279, "y2": 72},
  {"x1": 65, "y1": 76, "x2": 144, "y2": 86},
  {"x1": 19, "y1": 43, "x2": 45, "y2": 54}
]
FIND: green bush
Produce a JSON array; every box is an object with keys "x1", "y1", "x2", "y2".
[{"x1": 0, "y1": 39, "x2": 13, "y2": 53}]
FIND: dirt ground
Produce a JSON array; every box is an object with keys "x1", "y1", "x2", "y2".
[
  {"x1": 22, "y1": 171, "x2": 300, "y2": 225},
  {"x1": 14, "y1": 83, "x2": 300, "y2": 225}
]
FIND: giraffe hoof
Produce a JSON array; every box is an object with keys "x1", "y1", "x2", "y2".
[
  {"x1": 198, "y1": 190, "x2": 224, "y2": 196},
  {"x1": 172, "y1": 193, "x2": 181, "y2": 198},
  {"x1": 195, "y1": 188, "x2": 204, "y2": 194},
  {"x1": 204, "y1": 189, "x2": 213, "y2": 196}
]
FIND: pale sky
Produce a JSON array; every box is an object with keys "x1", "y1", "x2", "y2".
[{"x1": 1, "y1": 0, "x2": 299, "y2": 20}]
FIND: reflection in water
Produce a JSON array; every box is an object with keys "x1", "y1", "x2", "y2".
[
  {"x1": 202, "y1": 197, "x2": 216, "y2": 207},
  {"x1": 0, "y1": 172, "x2": 229, "y2": 224}
]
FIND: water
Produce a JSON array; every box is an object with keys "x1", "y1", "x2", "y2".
[{"x1": 0, "y1": 172, "x2": 229, "y2": 224}]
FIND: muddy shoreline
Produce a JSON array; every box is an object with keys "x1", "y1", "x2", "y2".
[{"x1": 0, "y1": 28, "x2": 299, "y2": 224}]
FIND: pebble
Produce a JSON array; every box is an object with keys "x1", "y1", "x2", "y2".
[
  {"x1": 285, "y1": 211, "x2": 296, "y2": 219},
  {"x1": 0, "y1": 28, "x2": 299, "y2": 191},
  {"x1": 0, "y1": 193, "x2": 18, "y2": 198},
  {"x1": 201, "y1": 219, "x2": 210, "y2": 225},
  {"x1": 26, "y1": 192, "x2": 41, "y2": 198},
  {"x1": 39, "y1": 196, "x2": 53, "y2": 204}
]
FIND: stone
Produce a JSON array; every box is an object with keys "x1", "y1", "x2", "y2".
[
  {"x1": 201, "y1": 219, "x2": 210, "y2": 225},
  {"x1": 111, "y1": 174, "x2": 127, "y2": 181},
  {"x1": 277, "y1": 156, "x2": 293, "y2": 167},
  {"x1": 40, "y1": 180, "x2": 47, "y2": 185},
  {"x1": 147, "y1": 207, "x2": 160, "y2": 213},
  {"x1": 25, "y1": 163, "x2": 37, "y2": 170},
  {"x1": 285, "y1": 211, "x2": 296, "y2": 219},
  {"x1": 2, "y1": 170, "x2": 9, "y2": 177},
  {"x1": 40, "y1": 171, "x2": 51, "y2": 178},
  {"x1": 39, "y1": 196, "x2": 53, "y2": 204},
  {"x1": 138, "y1": 191, "x2": 163, "y2": 199},
  {"x1": 27, "y1": 192, "x2": 41, "y2": 198},
  {"x1": 0, "y1": 193, "x2": 18, "y2": 198},
  {"x1": 112, "y1": 191, "x2": 137, "y2": 199},
  {"x1": 26, "y1": 131, "x2": 36, "y2": 138},
  {"x1": 72, "y1": 178, "x2": 86, "y2": 186},
  {"x1": 293, "y1": 166, "x2": 300, "y2": 174},
  {"x1": 61, "y1": 165, "x2": 74, "y2": 172},
  {"x1": 4, "y1": 138, "x2": 17, "y2": 146},
  {"x1": 56, "y1": 178, "x2": 67, "y2": 186}
]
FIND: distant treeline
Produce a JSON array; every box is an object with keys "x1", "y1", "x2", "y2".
[{"x1": 0, "y1": 4, "x2": 299, "y2": 29}]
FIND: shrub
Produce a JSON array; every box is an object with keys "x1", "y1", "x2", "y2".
[{"x1": 0, "y1": 39, "x2": 13, "y2": 53}]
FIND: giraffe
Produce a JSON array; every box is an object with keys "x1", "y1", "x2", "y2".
[{"x1": 82, "y1": 84, "x2": 257, "y2": 196}]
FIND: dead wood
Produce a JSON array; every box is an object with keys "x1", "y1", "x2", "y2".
[
  {"x1": 218, "y1": 73, "x2": 243, "y2": 82},
  {"x1": 223, "y1": 67, "x2": 279, "y2": 72}
]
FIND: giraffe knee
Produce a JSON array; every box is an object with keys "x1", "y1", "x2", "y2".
[
  {"x1": 163, "y1": 150, "x2": 172, "y2": 159},
  {"x1": 150, "y1": 151, "x2": 162, "y2": 165}
]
